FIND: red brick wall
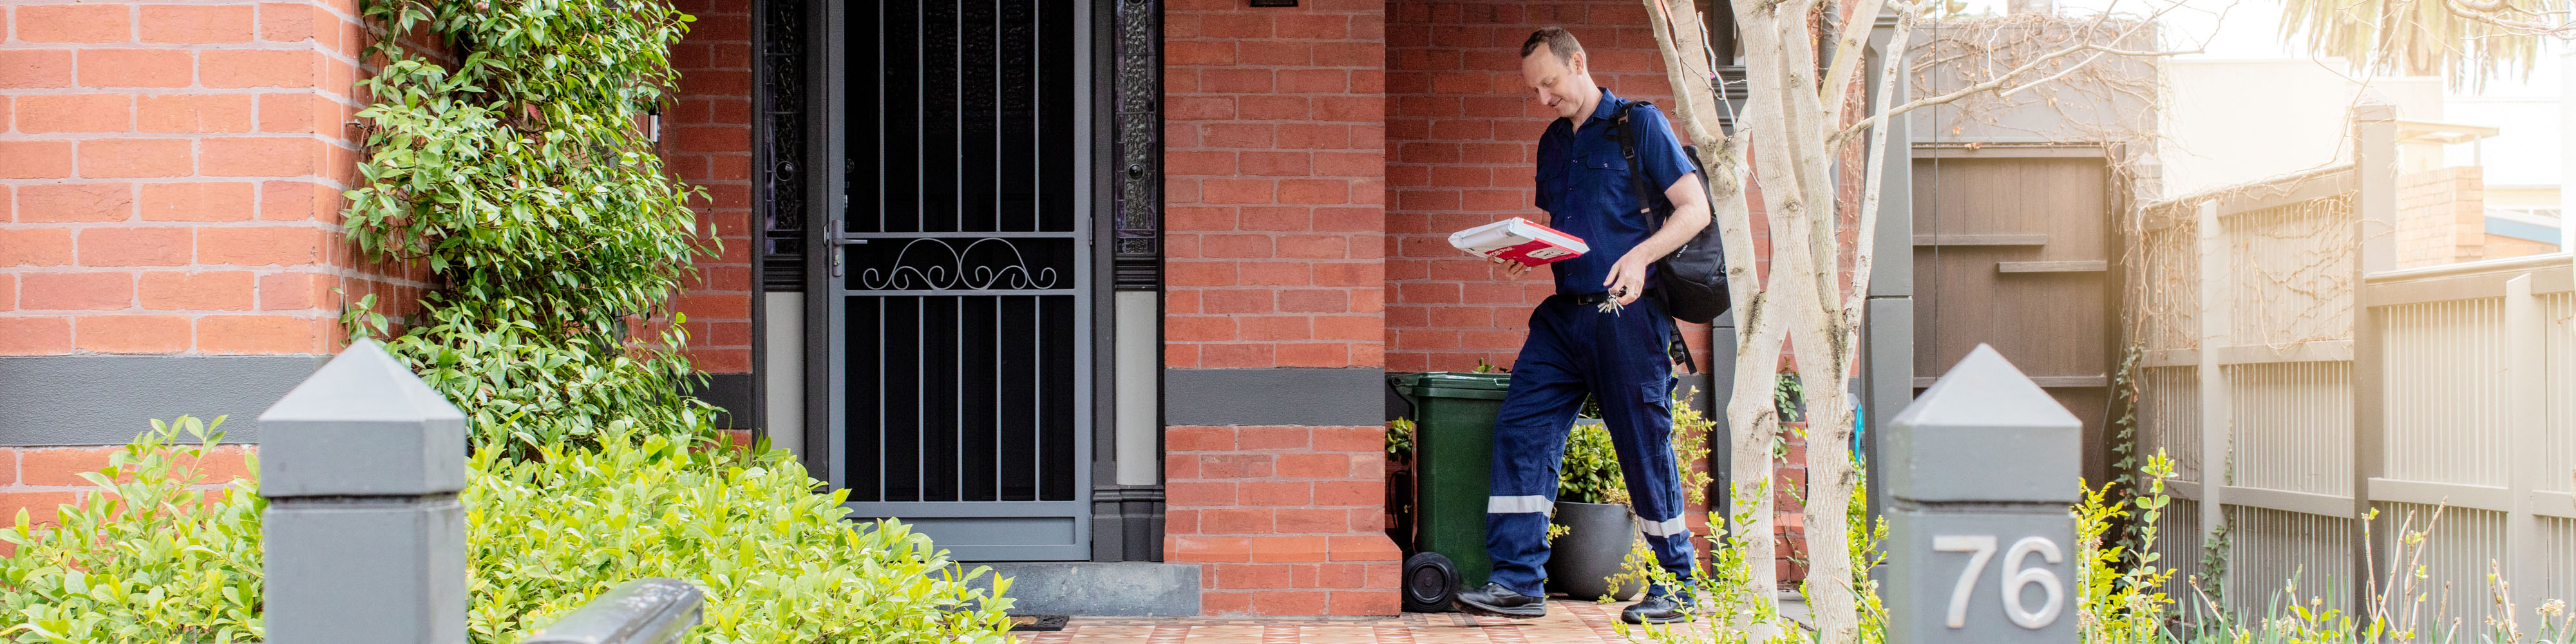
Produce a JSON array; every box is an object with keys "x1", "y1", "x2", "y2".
[
  {"x1": 1162, "y1": 0, "x2": 1400, "y2": 618},
  {"x1": 0, "y1": 1, "x2": 420, "y2": 358},
  {"x1": 664, "y1": 0, "x2": 753, "y2": 375},
  {"x1": 0, "y1": 0, "x2": 417, "y2": 525},
  {"x1": 1162, "y1": 0, "x2": 1388, "y2": 371},
  {"x1": 1163, "y1": 425, "x2": 1401, "y2": 616}
]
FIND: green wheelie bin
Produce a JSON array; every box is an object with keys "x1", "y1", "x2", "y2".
[{"x1": 1387, "y1": 372, "x2": 1511, "y2": 612}]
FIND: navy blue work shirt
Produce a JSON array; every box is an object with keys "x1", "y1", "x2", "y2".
[{"x1": 1533, "y1": 89, "x2": 1696, "y2": 296}]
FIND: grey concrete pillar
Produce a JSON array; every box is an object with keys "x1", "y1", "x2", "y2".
[
  {"x1": 1884, "y1": 345, "x2": 2079, "y2": 643},
  {"x1": 258, "y1": 339, "x2": 466, "y2": 644}
]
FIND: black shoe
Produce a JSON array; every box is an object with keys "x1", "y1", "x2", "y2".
[
  {"x1": 1453, "y1": 582, "x2": 1548, "y2": 618},
  {"x1": 1620, "y1": 593, "x2": 1690, "y2": 625}
]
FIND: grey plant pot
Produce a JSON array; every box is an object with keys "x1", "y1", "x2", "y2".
[{"x1": 1544, "y1": 500, "x2": 1647, "y2": 601}]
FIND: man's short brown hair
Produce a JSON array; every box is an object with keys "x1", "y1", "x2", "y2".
[{"x1": 1520, "y1": 26, "x2": 1582, "y2": 62}]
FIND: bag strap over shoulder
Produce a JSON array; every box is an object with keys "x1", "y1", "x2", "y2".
[
  {"x1": 1611, "y1": 101, "x2": 1700, "y2": 373},
  {"x1": 1610, "y1": 101, "x2": 1663, "y2": 223}
]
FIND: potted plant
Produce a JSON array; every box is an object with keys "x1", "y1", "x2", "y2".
[{"x1": 1546, "y1": 414, "x2": 1647, "y2": 601}]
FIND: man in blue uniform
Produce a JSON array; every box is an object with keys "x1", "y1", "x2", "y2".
[{"x1": 1451, "y1": 26, "x2": 1712, "y2": 625}]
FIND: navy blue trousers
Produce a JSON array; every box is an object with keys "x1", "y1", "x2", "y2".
[{"x1": 1484, "y1": 294, "x2": 1698, "y2": 598}]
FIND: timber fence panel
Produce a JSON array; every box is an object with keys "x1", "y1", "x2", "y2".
[
  {"x1": 2227, "y1": 361, "x2": 2353, "y2": 498},
  {"x1": 2222, "y1": 506, "x2": 2355, "y2": 618},
  {"x1": 2141, "y1": 365, "x2": 2202, "y2": 484},
  {"x1": 2371, "y1": 501, "x2": 2511, "y2": 640},
  {"x1": 2153, "y1": 496, "x2": 2206, "y2": 608},
  {"x1": 2377, "y1": 298, "x2": 2510, "y2": 488}
]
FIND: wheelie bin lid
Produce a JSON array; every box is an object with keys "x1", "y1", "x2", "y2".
[{"x1": 1388, "y1": 372, "x2": 1512, "y2": 400}]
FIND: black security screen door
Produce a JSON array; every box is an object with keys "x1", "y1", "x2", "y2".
[{"x1": 829, "y1": 1, "x2": 1090, "y2": 561}]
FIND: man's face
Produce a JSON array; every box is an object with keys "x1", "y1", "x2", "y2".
[{"x1": 1520, "y1": 44, "x2": 1589, "y2": 120}]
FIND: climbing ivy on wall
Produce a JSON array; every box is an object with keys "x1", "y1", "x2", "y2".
[{"x1": 340, "y1": 0, "x2": 719, "y2": 453}]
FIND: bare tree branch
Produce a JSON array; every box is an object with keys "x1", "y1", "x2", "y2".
[
  {"x1": 1841, "y1": 3, "x2": 1918, "y2": 343},
  {"x1": 1994, "y1": 43, "x2": 2192, "y2": 100},
  {"x1": 1829, "y1": 34, "x2": 2198, "y2": 147},
  {"x1": 1822, "y1": 0, "x2": 1896, "y2": 128}
]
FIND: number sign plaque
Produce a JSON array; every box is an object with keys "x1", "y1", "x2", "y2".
[{"x1": 1884, "y1": 345, "x2": 2081, "y2": 643}]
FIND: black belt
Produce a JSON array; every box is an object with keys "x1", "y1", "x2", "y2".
[{"x1": 1561, "y1": 292, "x2": 1698, "y2": 374}]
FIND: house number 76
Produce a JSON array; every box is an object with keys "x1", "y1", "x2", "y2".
[{"x1": 1932, "y1": 535, "x2": 2066, "y2": 629}]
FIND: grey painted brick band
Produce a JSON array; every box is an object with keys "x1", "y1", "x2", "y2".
[
  {"x1": 0, "y1": 355, "x2": 327, "y2": 446},
  {"x1": 1164, "y1": 367, "x2": 1385, "y2": 426}
]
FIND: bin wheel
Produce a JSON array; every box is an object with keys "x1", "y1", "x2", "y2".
[{"x1": 1400, "y1": 552, "x2": 1461, "y2": 612}]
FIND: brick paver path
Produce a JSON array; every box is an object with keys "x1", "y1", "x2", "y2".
[{"x1": 1025, "y1": 600, "x2": 1728, "y2": 644}]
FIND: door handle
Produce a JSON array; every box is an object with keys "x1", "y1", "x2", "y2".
[{"x1": 828, "y1": 238, "x2": 864, "y2": 278}]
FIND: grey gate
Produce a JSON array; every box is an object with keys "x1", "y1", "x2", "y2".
[{"x1": 819, "y1": 1, "x2": 1094, "y2": 561}]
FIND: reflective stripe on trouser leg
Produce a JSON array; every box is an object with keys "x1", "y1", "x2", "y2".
[{"x1": 1488, "y1": 495, "x2": 1553, "y2": 513}]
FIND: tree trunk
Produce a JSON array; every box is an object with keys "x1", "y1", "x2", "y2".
[{"x1": 1637, "y1": 1, "x2": 1788, "y2": 634}]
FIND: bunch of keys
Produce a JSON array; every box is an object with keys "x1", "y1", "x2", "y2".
[{"x1": 1596, "y1": 288, "x2": 1627, "y2": 316}]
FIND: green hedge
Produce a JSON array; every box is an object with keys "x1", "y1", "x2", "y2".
[{"x1": 0, "y1": 418, "x2": 1015, "y2": 644}]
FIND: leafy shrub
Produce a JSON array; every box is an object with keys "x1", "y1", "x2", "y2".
[
  {"x1": 1605, "y1": 453, "x2": 2188, "y2": 644},
  {"x1": 468, "y1": 431, "x2": 1015, "y2": 643},
  {"x1": 0, "y1": 417, "x2": 261, "y2": 643},
  {"x1": 1383, "y1": 417, "x2": 1414, "y2": 464},
  {"x1": 0, "y1": 419, "x2": 1016, "y2": 644},
  {"x1": 1558, "y1": 421, "x2": 1623, "y2": 504},
  {"x1": 342, "y1": 0, "x2": 719, "y2": 454},
  {"x1": 2076, "y1": 451, "x2": 2179, "y2": 644}
]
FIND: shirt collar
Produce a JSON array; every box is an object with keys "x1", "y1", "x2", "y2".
[
  {"x1": 1558, "y1": 88, "x2": 1622, "y2": 136},
  {"x1": 1588, "y1": 88, "x2": 1623, "y2": 122}
]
